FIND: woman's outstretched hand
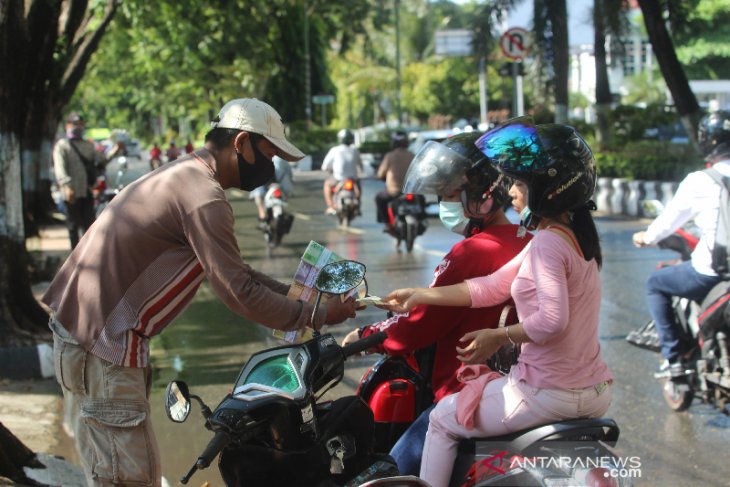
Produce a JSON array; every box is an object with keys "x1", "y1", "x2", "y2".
[
  {"x1": 377, "y1": 288, "x2": 423, "y2": 313},
  {"x1": 456, "y1": 328, "x2": 503, "y2": 365}
]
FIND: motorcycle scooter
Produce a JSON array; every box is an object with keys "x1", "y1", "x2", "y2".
[
  {"x1": 261, "y1": 183, "x2": 294, "y2": 247},
  {"x1": 358, "y1": 320, "x2": 629, "y2": 486},
  {"x1": 385, "y1": 194, "x2": 428, "y2": 253},
  {"x1": 627, "y1": 200, "x2": 730, "y2": 413},
  {"x1": 93, "y1": 156, "x2": 129, "y2": 217},
  {"x1": 333, "y1": 178, "x2": 361, "y2": 227},
  {"x1": 164, "y1": 260, "x2": 429, "y2": 487}
]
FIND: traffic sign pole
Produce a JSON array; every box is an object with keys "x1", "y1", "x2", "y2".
[
  {"x1": 513, "y1": 62, "x2": 524, "y2": 116},
  {"x1": 312, "y1": 95, "x2": 335, "y2": 127},
  {"x1": 500, "y1": 27, "x2": 531, "y2": 117}
]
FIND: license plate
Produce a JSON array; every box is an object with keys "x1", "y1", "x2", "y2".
[{"x1": 398, "y1": 204, "x2": 422, "y2": 214}]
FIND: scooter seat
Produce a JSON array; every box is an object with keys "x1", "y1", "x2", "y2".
[{"x1": 458, "y1": 417, "x2": 620, "y2": 453}]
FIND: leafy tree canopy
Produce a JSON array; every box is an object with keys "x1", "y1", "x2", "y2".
[{"x1": 673, "y1": 0, "x2": 730, "y2": 79}]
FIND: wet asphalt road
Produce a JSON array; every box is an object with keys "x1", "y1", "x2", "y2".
[{"x1": 61, "y1": 166, "x2": 730, "y2": 486}]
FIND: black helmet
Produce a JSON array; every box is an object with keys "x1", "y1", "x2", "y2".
[
  {"x1": 402, "y1": 132, "x2": 511, "y2": 216},
  {"x1": 476, "y1": 116, "x2": 596, "y2": 218},
  {"x1": 446, "y1": 134, "x2": 511, "y2": 216},
  {"x1": 337, "y1": 129, "x2": 355, "y2": 145},
  {"x1": 698, "y1": 110, "x2": 730, "y2": 162},
  {"x1": 390, "y1": 130, "x2": 408, "y2": 149}
]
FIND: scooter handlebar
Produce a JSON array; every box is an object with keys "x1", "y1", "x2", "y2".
[
  {"x1": 180, "y1": 429, "x2": 232, "y2": 484},
  {"x1": 342, "y1": 331, "x2": 387, "y2": 358}
]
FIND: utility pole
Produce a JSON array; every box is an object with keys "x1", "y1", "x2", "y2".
[
  {"x1": 304, "y1": 2, "x2": 312, "y2": 129},
  {"x1": 479, "y1": 56, "x2": 488, "y2": 127},
  {"x1": 395, "y1": 0, "x2": 402, "y2": 126},
  {"x1": 513, "y1": 61, "x2": 524, "y2": 116}
]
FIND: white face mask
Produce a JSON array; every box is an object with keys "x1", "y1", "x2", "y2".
[
  {"x1": 439, "y1": 201, "x2": 470, "y2": 235},
  {"x1": 517, "y1": 206, "x2": 539, "y2": 237}
]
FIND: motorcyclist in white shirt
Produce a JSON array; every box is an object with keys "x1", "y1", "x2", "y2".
[
  {"x1": 633, "y1": 111, "x2": 730, "y2": 377},
  {"x1": 322, "y1": 129, "x2": 363, "y2": 215},
  {"x1": 250, "y1": 155, "x2": 294, "y2": 228}
]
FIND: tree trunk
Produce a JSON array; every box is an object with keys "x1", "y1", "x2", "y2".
[
  {"x1": 637, "y1": 0, "x2": 701, "y2": 148},
  {"x1": 23, "y1": 128, "x2": 60, "y2": 236},
  {"x1": 0, "y1": 422, "x2": 43, "y2": 486},
  {"x1": 549, "y1": 0, "x2": 569, "y2": 123},
  {"x1": 594, "y1": 0, "x2": 613, "y2": 150},
  {"x1": 0, "y1": 133, "x2": 49, "y2": 348},
  {"x1": 1, "y1": 0, "x2": 120, "y2": 346}
]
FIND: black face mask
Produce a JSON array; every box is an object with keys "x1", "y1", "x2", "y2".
[{"x1": 238, "y1": 133, "x2": 275, "y2": 191}]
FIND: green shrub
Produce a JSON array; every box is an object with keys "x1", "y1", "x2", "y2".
[
  {"x1": 596, "y1": 140, "x2": 701, "y2": 181},
  {"x1": 287, "y1": 122, "x2": 338, "y2": 155},
  {"x1": 358, "y1": 140, "x2": 391, "y2": 155},
  {"x1": 608, "y1": 104, "x2": 680, "y2": 144}
]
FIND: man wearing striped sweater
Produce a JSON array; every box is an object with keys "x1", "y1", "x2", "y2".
[{"x1": 43, "y1": 99, "x2": 358, "y2": 487}]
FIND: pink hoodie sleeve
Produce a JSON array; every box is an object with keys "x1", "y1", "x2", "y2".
[{"x1": 466, "y1": 243, "x2": 529, "y2": 308}]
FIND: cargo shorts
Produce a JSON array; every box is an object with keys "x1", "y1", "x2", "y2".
[{"x1": 51, "y1": 320, "x2": 161, "y2": 487}]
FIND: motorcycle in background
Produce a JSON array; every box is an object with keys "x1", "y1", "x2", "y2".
[
  {"x1": 386, "y1": 194, "x2": 428, "y2": 253},
  {"x1": 261, "y1": 183, "x2": 294, "y2": 247},
  {"x1": 333, "y1": 178, "x2": 360, "y2": 227},
  {"x1": 627, "y1": 200, "x2": 730, "y2": 413},
  {"x1": 164, "y1": 260, "x2": 428, "y2": 487},
  {"x1": 93, "y1": 156, "x2": 129, "y2": 216}
]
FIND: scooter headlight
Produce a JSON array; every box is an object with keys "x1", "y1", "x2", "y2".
[
  {"x1": 233, "y1": 349, "x2": 309, "y2": 400},
  {"x1": 244, "y1": 355, "x2": 300, "y2": 393}
]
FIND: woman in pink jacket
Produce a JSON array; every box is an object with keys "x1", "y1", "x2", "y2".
[{"x1": 380, "y1": 117, "x2": 613, "y2": 487}]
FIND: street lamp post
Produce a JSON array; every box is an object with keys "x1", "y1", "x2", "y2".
[{"x1": 395, "y1": 0, "x2": 402, "y2": 126}]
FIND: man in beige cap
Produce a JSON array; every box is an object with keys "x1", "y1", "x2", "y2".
[{"x1": 42, "y1": 98, "x2": 359, "y2": 486}]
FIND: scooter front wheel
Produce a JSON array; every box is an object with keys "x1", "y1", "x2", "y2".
[
  {"x1": 405, "y1": 223, "x2": 416, "y2": 253},
  {"x1": 661, "y1": 377, "x2": 693, "y2": 411}
]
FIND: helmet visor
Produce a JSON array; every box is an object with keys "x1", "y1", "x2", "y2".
[
  {"x1": 475, "y1": 117, "x2": 549, "y2": 177},
  {"x1": 402, "y1": 140, "x2": 474, "y2": 196}
]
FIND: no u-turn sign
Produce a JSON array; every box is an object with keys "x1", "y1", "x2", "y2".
[{"x1": 500, "y1": 27, "x2": 532, "y2": 60}]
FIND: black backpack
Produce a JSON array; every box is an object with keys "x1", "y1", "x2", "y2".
[{"x1": 705, "y1": 168, "x2": 730, "y2": 278}]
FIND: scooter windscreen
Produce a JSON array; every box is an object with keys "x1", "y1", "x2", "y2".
[{"x1": 401, "y1": 140, "x2": 473, "y2": 196}]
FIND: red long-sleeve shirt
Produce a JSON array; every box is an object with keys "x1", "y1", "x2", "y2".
[{"x1": 361, "y1": 224, "x2": 531, "y2": 402}]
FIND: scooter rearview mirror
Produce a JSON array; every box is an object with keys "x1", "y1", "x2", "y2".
[
  {"x1": 314, "y1": 260, "x2": 366, "y2": 295},
  {"x1": 165, "y1": 381, "x2": 192, "y2": 423},
  {"x1": 355, "y1": 277, "x2": 369, "y2": 300},
  {"x1": 310, "y1": 260, "x2": 366, "y2": 327}
]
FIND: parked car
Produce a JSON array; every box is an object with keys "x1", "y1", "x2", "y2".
[{"x1": 408, "y1": 129, "x2": 456, "y2": 155}]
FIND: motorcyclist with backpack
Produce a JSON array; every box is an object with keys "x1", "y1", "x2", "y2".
[
  {"x1": 322, "y1": 128, "x2": 363, "y2": 215},
  {"x1": 341, "y1": 133, "x2": 530, "y2": 476},
  {"x1": 633, "y1": 110, "x2": 730, "y2": 377}
]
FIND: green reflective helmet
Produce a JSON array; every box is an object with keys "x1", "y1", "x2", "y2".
[{"x1": 476, "y1": 117, "x2": 596, "y2": 218}]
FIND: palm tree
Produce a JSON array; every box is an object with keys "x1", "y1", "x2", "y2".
[
  {"x1": 536, "y1": 0, "x2": 570, "y2": 123},
  {"x1": 471, "y1": 0, "x2": 572, "y2": 123},
  {"x1": 593, "y1": 0, "x2": 630, "y2": 149},
  {"x1": 636, "y1": 0, "x2": 701, "y2": 147}
]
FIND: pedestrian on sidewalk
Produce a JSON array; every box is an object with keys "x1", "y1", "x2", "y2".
[
  {"x1": 52, "y1": 112, "x2": 123, "y2": 249},
  {"x1": 43, "y1": 98, "x2": 360, "y2": 487}
]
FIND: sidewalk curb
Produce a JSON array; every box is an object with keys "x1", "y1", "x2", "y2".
[
  {"x1": 24, "y1": 452, "x2": 85, "y2": 486},
  {"x1": 0, "y1": 343, "x2": 55, "y2": 380}
]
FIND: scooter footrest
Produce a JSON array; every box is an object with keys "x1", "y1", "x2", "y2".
[{"x1": 626, "y1": 329, "x2": 662, "y2": 353}]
